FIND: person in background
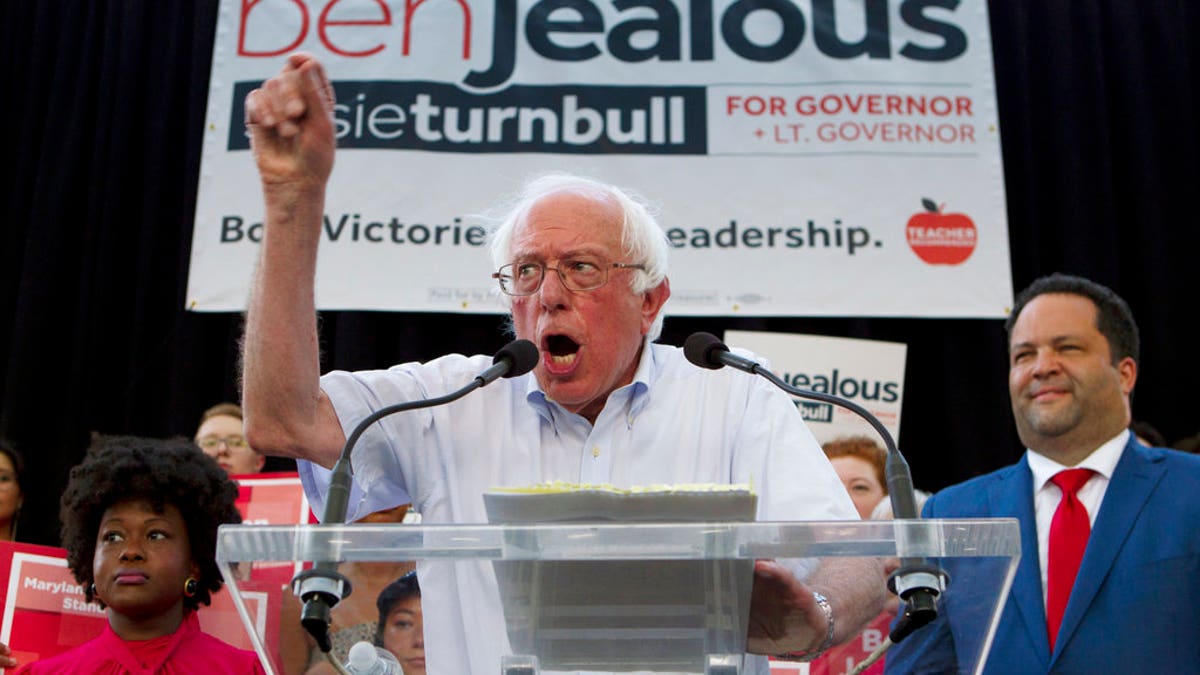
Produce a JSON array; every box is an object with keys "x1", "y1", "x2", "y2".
[
  {"x1": 809, "y1": 434, "x2": 929, "y2": 675},
  {"x1": 1128, "y1": 419, "x2": 1166, "y2": 447},
  {"x1": 375, "y1": 571, "x2": 424, "y2": 675},
  {"x1": 10, "y1": 435, "x2": 264, "y2": 673},
  {"x1": 0, "y1": 441, "x2": 31, "y2": 671},
  {"x1": 822, "y1": 436, "x2": 888, "y2": 520},
  {"x1": 1172, "y1": 431, "x2": 1200, "y2": 454},
  {"x1": 0, "y1": 440, "x2": 25, "y2": 542},
  {"x1": 195, "y1": 402, "x2": 266, "y2": 476},
  {"x1": 886, "y1": 273, "x2": 1200, "y2": 674},
  {"x1": 278, "y1": 504, "x2": 414, "y2": 675}
]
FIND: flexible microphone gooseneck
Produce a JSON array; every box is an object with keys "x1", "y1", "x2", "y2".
[
  {"x1": 292, "y1": 339, "x2": 540, "y2": 652},
  {"x1": 682, "y1": 332, "x2": 946, "y2": 644}
]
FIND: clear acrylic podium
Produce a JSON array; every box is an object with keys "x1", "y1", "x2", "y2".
[{"x1": 215, "y1": 518, "x2": 1019, "y2": 675}]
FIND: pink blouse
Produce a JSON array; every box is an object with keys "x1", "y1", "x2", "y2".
[{"x1": 17, "y1": 612, "x2": 264, "y2": 674}]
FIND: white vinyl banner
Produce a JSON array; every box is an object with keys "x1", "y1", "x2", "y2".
[
  {"x1": 189, "y1": 0, "x2": 1012, "y2": 317},
  {"x1": 724, "y1": 330, "x2": 905, "y2": 447}
]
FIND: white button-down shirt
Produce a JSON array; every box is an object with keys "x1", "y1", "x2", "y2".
[
  {"x1": 300, "y1": 341, "x2": 857, "y2": 675},
  {"x1": 1026, "y1": 429, "x2": 1127, "y2": 609}
]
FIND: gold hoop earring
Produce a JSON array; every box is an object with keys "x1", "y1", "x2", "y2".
[{"x1": 184, "y1": 577, "x2": 198, "y2": 597}]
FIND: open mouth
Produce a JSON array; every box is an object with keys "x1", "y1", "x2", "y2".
[{"x1": 544, "y1": 334, "x2": 580, "y2": 367}]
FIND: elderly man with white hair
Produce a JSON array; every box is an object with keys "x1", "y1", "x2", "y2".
[{"x1": 240, "y1": 53, "x2": 883, "y2": 675}]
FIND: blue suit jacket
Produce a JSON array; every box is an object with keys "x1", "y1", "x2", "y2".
[{"x1": 886, "y1": 438, "x2": 1200, "y2": 674}]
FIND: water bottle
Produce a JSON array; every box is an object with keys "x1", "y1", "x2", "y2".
[{"x1": 343, "y1": 641, "x2": 403, "y2": 675}]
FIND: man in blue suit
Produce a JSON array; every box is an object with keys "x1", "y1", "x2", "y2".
[{"x1": 887, "y1": 273, "x2": 1200, "y2": 674}]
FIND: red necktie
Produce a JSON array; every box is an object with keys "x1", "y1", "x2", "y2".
[{"x1": 1046, "y1": 468, "x2": 1093, "y2": 650}]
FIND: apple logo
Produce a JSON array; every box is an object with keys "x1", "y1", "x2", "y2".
[{"x1": 906, "y1": 198, "x2": 977, "y2": 265}]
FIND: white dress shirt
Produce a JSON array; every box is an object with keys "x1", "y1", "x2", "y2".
[
  {"x1": 298, "y1": 340, "x2": 857, "y2": 675},
  {"x1": 1026, "y1": 429, "x2": 1128, "y2": 609}
]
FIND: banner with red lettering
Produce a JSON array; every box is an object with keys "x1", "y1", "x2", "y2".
[{"x1": 188, "y1": 0, "x2": 1010, "y2": 317}]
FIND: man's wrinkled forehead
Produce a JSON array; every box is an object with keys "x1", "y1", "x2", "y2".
[{"x1": 509, "y1": 190, "x2": 623, "y2": 255}]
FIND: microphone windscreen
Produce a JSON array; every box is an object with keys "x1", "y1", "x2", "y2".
[
  {"x1": 683, "y1": 332, "x2": 727, "y2": 370},
  {"x1": 496, "y1": 339, "x2": 540, "y2": 377}
]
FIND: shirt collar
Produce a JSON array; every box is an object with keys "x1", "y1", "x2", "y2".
[
  {"x1": 100, "y1": 610, "x2": 199, "y2": 672},
  {"x1": 1027, "y1": 428, "x2": 1129, "y2": 490}
]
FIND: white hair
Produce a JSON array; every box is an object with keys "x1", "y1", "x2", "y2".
[{"x1": 488, "y1": 173, "x2": 671, "y2": 339}]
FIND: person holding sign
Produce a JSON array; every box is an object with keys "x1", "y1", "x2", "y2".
[
  {"x1": 239, "y1": 53, "x2": 884, "y2": 674},
  {"x1": 822, "y1": 435, "x2": 889, "y2": 520},
  {"x1": 9, "y1": 436, "x2": 264, "y2": 673},
  {"x1": 194, "y1": 402, "x2": 266, "y2": 476},
  {"x1": 0, "y1": 440, "x2": 24, "y2": 543}
]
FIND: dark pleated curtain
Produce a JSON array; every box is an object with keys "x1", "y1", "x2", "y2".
[{"x1": 3, "y1": 1, "x2": 1198, "y2": 545}]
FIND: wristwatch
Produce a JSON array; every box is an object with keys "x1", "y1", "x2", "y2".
[{"x1": 774, "y1": 591, "x2": 835, "y2": 662}]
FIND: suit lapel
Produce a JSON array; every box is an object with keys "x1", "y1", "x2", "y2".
[
  {"x1": 1053, "y1": 438, "x2": 1166, "y2": 655},
  {"x1": 987, "y1": 457, "x2": 1052, "y2": 665}
]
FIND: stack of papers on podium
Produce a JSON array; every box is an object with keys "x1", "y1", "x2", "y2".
[
  {"x1": 485, "y1": 483, "x2": 757, "y2": 672},
  {"x1": 484, "y1": 481, "x2": 758, "y2": 524}
]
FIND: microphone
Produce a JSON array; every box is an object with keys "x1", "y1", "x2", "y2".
[
  {"x1": 293, "y1": 339, "x2": 539, "y2": 651},
  {"x1": 683, "y1": 332, "x2": 946, "y2": 642}
]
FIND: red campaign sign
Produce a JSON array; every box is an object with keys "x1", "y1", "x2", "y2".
[
  {"x1": 0, "y1": 542, "x2": 283, "y2": 673},
  {"x1": 231, "y1": 472, "x2": 315, "y2": 591},
  {"x1": 0, "y1": 472, "x2": 312, "y2": 673},
  {"x1": 0, "y1": 543, "x2": 105, "y2": 671},
  {"x1": 769, "y1": 611, "x2": 893, "y2": 675},
  {"x1": 232, "y1": 471, "x2": 315, "y2": 526},
  {"x1": 201, "y1": 576, "x2": 285, "y2": 673}
]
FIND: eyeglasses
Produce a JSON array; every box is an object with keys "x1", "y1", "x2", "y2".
[
  {"x1": 492, "y1": 258, "x2": 646, "y2": 296},
  {"x1": 197, "y1": 436, "x2": 248, "y2": 450}
]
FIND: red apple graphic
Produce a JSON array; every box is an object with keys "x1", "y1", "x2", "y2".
[{"x1": 906, "y1": 198, "x2": 977, "y2": 265}]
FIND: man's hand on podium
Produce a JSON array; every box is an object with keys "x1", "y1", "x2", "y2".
[
  {"x1": 747, "y1": 557, "x2": 887, "y2": 660},
  {"x1": 746, "y1": 559, "x2": 830, "y2": 657}
]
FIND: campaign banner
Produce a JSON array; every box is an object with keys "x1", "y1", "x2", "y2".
[
  {"x1": 724, "y1": 330, "x2": 905, "y2": 447},
  {"x1": 189, "y1": 0, "x2": 1011, "y2": 317},
  {"x1": 0, "y1": 542, "x2": 277, "y2": 673}
]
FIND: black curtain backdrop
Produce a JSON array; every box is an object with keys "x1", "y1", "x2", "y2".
[{"x1": 3, "y1": 1, "x2": 1198, "y2": 546}]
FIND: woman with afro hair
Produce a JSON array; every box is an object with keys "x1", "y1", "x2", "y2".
[{"x1": 11, "y1": 435, "x2": 265, "y2": 673}]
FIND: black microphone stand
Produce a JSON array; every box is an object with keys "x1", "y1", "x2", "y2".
[
  {"x1": 683, "y1": 332, "x2": 946, "y2": 643},
  {"x1": 746, "y1": 365, "x2": 946, "y2": 642},
  {"x1": 291, "y1": 340, "x2": 539, "y2": 652}
]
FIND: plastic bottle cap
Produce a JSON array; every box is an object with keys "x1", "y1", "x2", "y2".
[{"x1": 348, "y1": 641, "x2": 379, "y2": 669}]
